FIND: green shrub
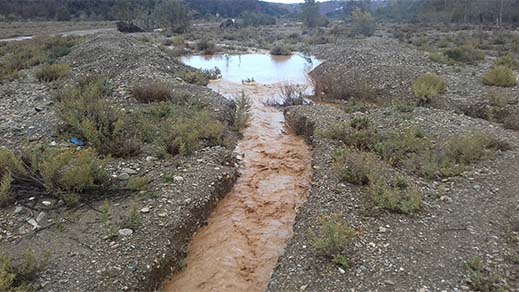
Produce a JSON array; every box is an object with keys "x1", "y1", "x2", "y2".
[
  {"x1": 411, "y1": 74, "x2": 448, "y2": 103},
  {"x1": 201, "y1": 67, "x2": 221, "y2": 80},
  {"x1": 312, "y1": 71, "x2": 380, "y2": 100},
  {"x1": 495, "y1": 54, "x2": 519, "y2": 70},
  {"x1": 443, "y1": 45, "x2": 485, "y2": 64},
  {"x1": 163, "y1": 110, "x2": 225, "y2": 156},
  {"x1": 482, "y1": 66, "x2": 517, "y2": 87},
  {"x1": 56, "y1": 78, "x2": 142, "y2": 157},
  {"x1": 332, "y1": 148, "x2": 385, "y2": 185},
  {"x1": 34, "y1": 63, "x2": 69, "y2": 82},
  {"x1": 321, "y1": 117, "x2": 379, "y2": 150},
  {"x1": 127, "y1": 176, "x2": 150, "y2": 190},
  {"x1": 464, "y1": 256, "x2": 509, "y2": 292},
  {"x1": 179, "y1": 71, "x2": 209, "y2": 86},
  {"x1": 196, "y1": 39, "x2": 216, "y2": 55},
  {"x1": 351, "y1": 9, "x2": 376, "y2": 37},
  {"x1": 0, "y1": 250, "x2": 49, "y2": 292},
  {"x1": 503, "y1": 112, "x2": 519, "y2": 130},
  {"x1": 270, "y1": 45, "x2": 291, "y2": 56},
  {"x1": 171, "y1": 36, "x2": 185, "y2": 47},
  {"x1": 373, "y1": 127, "x2": 431, "y2": 165},
  {"x1": 232, "y1": 92, "x2": 252, "y2": 134},
  {"x1": 131, "y1": 82, "x2": 172, "y2": 103},
  {"x1": 368, "y1": 172, "x2": 422, "y2": 214},
  {"x1": 429, "y1": 52, "x2": 450, "y2": 64},
  {"x1": 311, "y1": 214, "x2": 356, "y2": 260},
  {"x1": 120, "y1": 202, "x2": 142, "y2": 230},
  {"x1": 443, "y1": 132, "x2": 508, "y2": 164}
]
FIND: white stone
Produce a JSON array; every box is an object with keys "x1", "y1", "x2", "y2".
[{"x1": 118, "y1": 228, "x2": 133, "y2": 236}]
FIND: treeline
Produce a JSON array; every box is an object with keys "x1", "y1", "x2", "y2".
[
  {"x1": 0, "y1": 0, "x2": 288, "y2": 21},
  {"x1": 374, "y1": 0, "x2": 519, "y2": 25}
]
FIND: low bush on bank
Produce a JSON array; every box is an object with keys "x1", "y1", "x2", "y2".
[
  {"x1": 0, "y1": 36, "x2": 77, "y2": 82},
  {"x1": 443, "y1": 45, "x2": 485, "y2": 64},
  {"x1": 179, "y1": 71, "x2": 209, "y2": 86},
  {"x1": 332, "y1": 148, "x2": 385, "y2": 185},
  {"x1": 196, "y1": 39, "x2": 216, "y2": 55},
  {"x1": 368, "y1": 172, "x2": 422, "y2": 214},
  {"x1": 0, "y1": 147, "x2": 109, "y2": 207},
  {"x1": 312, "y1": 71, "x2": 380, "y2": 101},
  {"x1": 411, "y1": 74, "x2": 447, "y2": 104},
  {"x1": 321, "y1": 117, "x2": 379, "y2": 151},
  {"x1": 131, "y1": 82, "x2": 172, "y2": 103},
  {"x1": 231, "y1": 92, "x2": 252, "y2": 134},
  {"x1": 56, "y1": 77, "x2": 143, "y2": 157},
  {"x1": 0, "y1": 250, "x2": 49, "y2": 292},
  {"x1": 34, "y1": 63, "x2": 70, "y2": 82},
  {"x1": 270, "y1": 45, "x2": 291, "y2": 56},
  {"x1": 373, "y1": 127, "x2": 431, "y2": 165},
  {"x1": 311, "y1": 214, "x2": 356, "y2": 268},
  {"x1": 482, "y1": 66, "x2": 517, "y2": 87}
]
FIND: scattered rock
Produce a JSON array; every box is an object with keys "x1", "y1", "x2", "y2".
[
  {"x1": 118, "y1": 228, "x2": 133, "y2": 236},
  {"x1": 119, "y1": 173, "x2": 130, "y2": 181},
  {"x1": 140, "y1": 207, "x2": 150, "y2": 214}
]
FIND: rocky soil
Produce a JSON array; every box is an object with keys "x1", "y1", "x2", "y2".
[
  {"x1": 0, "y1": 31, "x2": 240, "y2": 291},
  {"x1": 269, "y1": 33, "x2": 519, "y2": 292}
]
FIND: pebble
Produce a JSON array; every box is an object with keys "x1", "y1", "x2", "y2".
[
  {"x1": 121, "y1": 167, "x2": 137, "y2": 175},
  {"x1": 140, "y1": 207, "x2": 150, "y2": 213},
  {"x1": 118, "y1": 228, "x2": 133, "y2": 236},
  {"x1": 173, "y1": 175, "x2": 184, "y2": 182},
  {"x1": 14, "y1": 206, "x2": 24, "y2": 214},
  {"x1": 384, "y1": 280, "x2": 396, "y2": 285},
  {"x1": 42, "y1": 200, "x2": 52, "y2": 206},
  {"x1": 158, "y1": 212, "x2": 167, "y2": 217},
  {"x1": 379, "y1": 226, "x2": 387, "y2": 233},
  {"x1": 338, "y1": 267, "x2": 346, "y2": 274},
  {"x1": 36, "y1": 211, "x2": 47, "y2": 223},
  {"x1": 119, "y1": 173, "x2": 130, "y2": 181},
  {"x1": 27, "y1": 218, "x2": 40, "y2": 230}
]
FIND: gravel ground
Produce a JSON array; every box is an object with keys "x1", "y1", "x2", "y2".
[
  {"x1": 268, "y1": 103, "x2": 519, "y2": 291},
  {"x1": 0, "y1": 31, "x2": 240, "y2": 291}
]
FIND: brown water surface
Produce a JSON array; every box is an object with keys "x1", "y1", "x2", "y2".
[{"x1": 162, "y1": 55, "x2": 316, "y2": 292}]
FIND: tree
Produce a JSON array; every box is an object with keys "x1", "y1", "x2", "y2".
[
  {"x1": 351, "y1": 8, "x2": 376, "y2": 37},
  {"x1": 113, "y1": 0, "x2": 139, "y2": 25},
  {"x1": 156, "y1": 0, "x2": 191, "y2": 33},
  {"x1": 301, "y1": 0, "x2": 320, "y2": 28}
]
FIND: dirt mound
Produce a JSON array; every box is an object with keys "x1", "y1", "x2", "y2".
[{"x1": 62, "y1": 32, "x2": 193, "y2": 85}]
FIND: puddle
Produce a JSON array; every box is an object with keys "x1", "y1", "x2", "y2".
[
  {"x1": 162, "y1": 54, "x2": 318, "y2": 292},
  {"x1": 181, "y1": 53, "x2": 320, "y2": 84}
]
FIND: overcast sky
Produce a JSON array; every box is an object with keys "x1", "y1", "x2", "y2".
[{"x1": 263, "y1": 0, "x2": 329, "y2": 3}]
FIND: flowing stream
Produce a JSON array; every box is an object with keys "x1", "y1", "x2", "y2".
[{"x1": 162, "y1": 53, "x2": 319, "y2": 292}]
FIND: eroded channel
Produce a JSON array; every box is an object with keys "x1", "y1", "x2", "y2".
[{"x1": 162, "y1": 54, "x2": 319, "y2": 292}]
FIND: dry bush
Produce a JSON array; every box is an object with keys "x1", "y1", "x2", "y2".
[
  {"x1": 34, "y1": 63, "x2": 70, "y2": 82},
  {"x1": 411, "y1": 73, "x2": 448, "y2": 104},
  {"x1": 482, "y1": 66, "x2": 517, "y2": 87},
  {"x1": 332, "y1": 148, "x2": 386, "y2": 185},
  {"x1": 131, "y1": 82, "x2": 172, "y2": 103}
]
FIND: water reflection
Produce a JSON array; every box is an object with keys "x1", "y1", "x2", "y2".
[{"x1": 181, "y1": 53, "x2": 320, "y2": 84}]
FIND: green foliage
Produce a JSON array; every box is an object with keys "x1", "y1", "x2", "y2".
[
  {"x1": 127, "y1": 176, "x2": 150, "y2": 190},
  {"x1": 411, "y1": 74, "x2": 448, "y2": 103},
  {"x1": 240, "y1": 12, "x2": 276, "y2": 27},
  {"x1": 131, "y1": 82, "x2": 172, "y2": 103},
  {"x1": 0, "y1": 250, "x2": 49, "y2": 292},
  {"x1": 179, "y1": 71, "x2": 209, "y2": 86},
  {"x1": 156, "y1": 0, "x2": 191, "y2": 33},
  {"x1": 321, "y1": 117, "x2": 379, "y2": 151},
  {"x1": 368, "y1": 172, "x2": 422, "y2": 214},
  {"x1": 373, "y1": 127, "x2": 431, "y2": 165},
  {"x1": 351, "y1": 9, "x2": 376, "y2": 37},
  {"x1": 442, "y1": 132, "x2": 508, "y2": 164},
  {"x1": 270, "y1": 45, "x2": 291, "y2": 56},
  {"x1": 495, "y1": 54, "x2": 519, "y2": 70},
  {"x1": 464, "y1": 256, "x2": 510, "y2": 292},
  {"x1": 34, "y1": 63, "x2": 70, "y2": 82},
  {"x1": 56, "y1": 77, "x2": 142, "y2": 157},
  {"x1": 120, "y1": 202, "x2": 142, "y2": 230},
  {"x1": 232, "y1": 92, "x2": 252, "y2": 134},
  {"x1": 332, "y1": 148, "x2": 385, "y2": 185},
  {"x1": 301, "y1": 0, "x2": 321, "y2": 28},
  {"x1": 100, "y1": 200, "x2": 111, "y2": 224},
  {"x1": 311, "y1": 214, "x2": 356, "y2": 261},
  {"x1": 196, "y1": 39, "x2": 216, "y2": 55},
  {"x1": 443, "y1": 45, "x2": 485, "y2": 64},
  {"x1": 429, "y1": 52, "x2": 451, "y2": 64},
  {"x1": 482, "y1": 66, "x2": 517, "y2": 87}
]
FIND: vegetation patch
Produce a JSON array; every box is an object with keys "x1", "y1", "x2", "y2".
[
  {"x1": 34, "y1": 63, "x2": 70, "y2": 82},
  {"x1": 482, "y1": 66, "x2": 517, "y2": 87},
  {"x1": 320, "y1": 117, "x2": 379, "y2": 151},
  {"x1": 332, "y1": 148, "x2": 386, "y2": 185},
  {"x1": 56, "y1": 77, "x2": 142, "y2": 157},
  {"x1": 311, "y1": 214, "x2": 356, "y2": 268},
  {"x1": 464, "y1": 256, "x2": 510, "y2": 291},
  {"x1": 231, "y1": 92, "x2": 252, "y2": 135},
  {"x1": 0, "y1": 147, "x2": 109, "y2": 207},
  {"x1": 179, "y1": 71, "x2": 209, "y2": 86},
  {"x1": 131, "y1": 82, "x2": 172, "y2": 103},
  {"x1": 270, "y1": 45, "x2": 291, "y2": 56},
  {"x1": 368, "y1": 172, "x2": 422, "y2": 214},
  {"x1": 351, "y1": 9, "x2": 376, "y2": 37},
  {"x1": 0, "y1": 250, "x2": 49, "y2": 292},
  {"x1": 411, "y1": 73, "x2": 448, "y2": 104},
  {"x1": 443, "y1": 45, "x2": 484, "y2": 64}
]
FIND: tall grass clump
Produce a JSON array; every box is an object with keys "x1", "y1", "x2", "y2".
[
  {"x1": 443, "y1": 45, "x2": 485, "y2": 64},
  {"x1": 34, "y1": 63, "x2": 70, "y2": 82},
  {"x1": 0, "y1": 250, "x2": 49, "y2": 292},
  {"x1": 482, "y1": 66, "x2": 517, "y2": 87},
  {"x1": 56, "y1": 77, "x2": 142, "y2": 157},
  {"x1": 131, "y1": 82, "x2": 172, "y2": 103},
  {"x1": 411, "y1": 74, "x2": 447, "y2": 104},
  {"x1": 311, "y1": 214, "x2": 356, "y2": 268},
  {"x1": 368, "y1": 171, "x2": 422, "y2": 214},
  {"x1": 321, "y1": 117, "x2": 379, "y2": 151}
]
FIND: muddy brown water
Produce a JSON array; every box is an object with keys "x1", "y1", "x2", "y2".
[{"x1": 162, "y1": 54, "x2": 318, "y2": 292}]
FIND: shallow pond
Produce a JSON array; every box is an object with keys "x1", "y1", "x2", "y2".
[{"x1": 180, "y1": 53, "x2": 320, "y2": 84}]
